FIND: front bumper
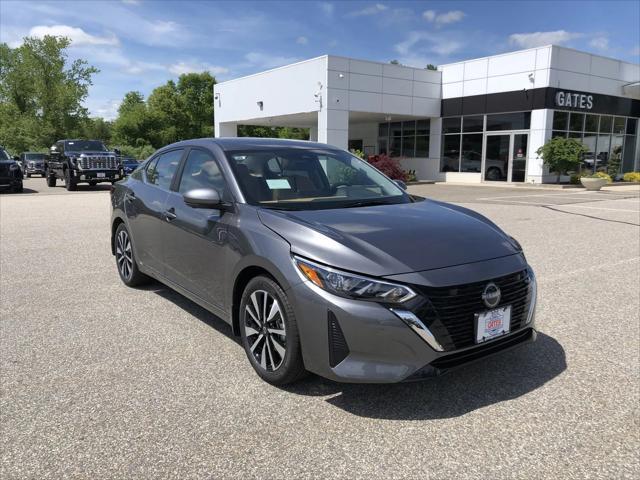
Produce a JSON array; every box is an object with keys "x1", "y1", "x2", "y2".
[
  {"x1": 73, "y1": 169, "x2": 121, "y2": 182},
  {"x1": 289, "y1": 257, "x2": 537, "y2": 383},
  {"x1": 25, "y1": 168, "x2": 45, "y2": 175},
  {"x1": 0, "y1": 176, "x2": 23, "y2": 189}
]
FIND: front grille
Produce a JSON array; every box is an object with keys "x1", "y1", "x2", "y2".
[
  {"x1": 0, "y1": 164, "x2": 9, "y2": 176},
  {"x1": 79, "y1": 156, "x2": 117, "y2": 169},
  {"x1": 414, "y1": 270, "x2": 533, "y2": 351}
]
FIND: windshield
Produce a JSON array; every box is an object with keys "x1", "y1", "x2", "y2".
[
  {"x1": 26, "y1": 153, "x2": 45, "y2": 160},
  {"x1": 65, "y1": 140, "x2": 107, "y2": 152},
  {"x1": 226, "y1": 148, "x2": 408, "y2": 210},
  {"x1": 0, "y1": 149, "x2": 10, "y2": 160}
]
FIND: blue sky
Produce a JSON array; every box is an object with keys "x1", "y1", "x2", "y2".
[{"x1": 2, "y1": 0, "x2": 639, "y2": 120}]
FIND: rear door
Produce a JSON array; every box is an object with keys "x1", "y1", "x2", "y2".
[
  {"x1": 125, "y1": 148, "x2": 184, "y2": 276},
  {"x1": 162, "y1": 148, "x2": 230, "y2": 308}
]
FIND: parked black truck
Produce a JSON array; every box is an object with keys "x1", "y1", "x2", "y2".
[
  {"x1": 45, "y1": 139, "x2": 122, "y2": 190},
  {"x1": 20, "y1": 152, "x2": 46, "y2": 177}
]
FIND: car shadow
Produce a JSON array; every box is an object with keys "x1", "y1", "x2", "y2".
[
  {"x1": 137, "y1": 281, "x2": 565, "y2": 420},
  {"x1": 141, "y1": 281, "x2": 240, "y2": 345},
  {"x1": 282, "y1": 332, "x2": 565, "y2": 420},
  {"x1": 0, "y1": 188, "x2": 38, "y2": 194}
]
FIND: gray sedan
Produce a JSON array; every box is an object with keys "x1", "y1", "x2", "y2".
[{"x1": 110, "y1": 138, "x2": 537, "y2": 385}]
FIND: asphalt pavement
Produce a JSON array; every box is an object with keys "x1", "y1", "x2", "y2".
[{"x1": 1, "y1": 178, "x2": 639, "y2": 479}]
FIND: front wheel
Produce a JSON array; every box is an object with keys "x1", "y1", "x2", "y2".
[
  {"x1": 114, "y1": 223, "x2": 149, "y2": 287},
  {"x1": 46, "y1": 173, "x2": 56, "y2": 187},
  {"x1": 64, "y1": 168, "x2": 77, "y2": 191},
  {"x1": 239, "y1": 276, "x2": 306, "y2": 385}
]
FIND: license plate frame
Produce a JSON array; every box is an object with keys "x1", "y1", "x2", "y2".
[
  {"x1": 97, "y1": 172, "x2": 106, "y2": 178},
  {"x1": 475, "y1": 306, "x2": 511, "y2": 344}
]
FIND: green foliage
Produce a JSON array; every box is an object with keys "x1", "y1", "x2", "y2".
[
  {"x1": 389, "y1": 59, "x2": 400, "y2": 65},
  {"x1": 590, "y1": 171, "x2": 612, "y2": 182},
  {"x1": 0, "y1": 35, "x2": 98, "y2": 152},
  {"x1": 607, "y1": 145, "x2": 622, "y2": 179},
  {"x1": 349, "y1": 148, "x2": 364, "y2": 159},
  {"x1": 426, "y1": 64, "x2": 437, "y2": 70},
  {"x1": 622, "y1": 172, "x2": 640, "y2": 183},
  {"x1": 237, "y1": 125, "x2": 309, "y2": 140},
  {"x1": 111, "y1": 143, "x2": 155, "y2": 160},
  {"x1": 536, "y1": 137, "x2": 588, "y2": 183}
]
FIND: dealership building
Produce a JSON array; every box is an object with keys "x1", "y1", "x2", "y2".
[{"x1": 214, "y1": 45, "x2": 640, "y2": 183}]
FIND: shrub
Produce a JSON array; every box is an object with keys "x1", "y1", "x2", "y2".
[
  {"x1": 591, "y1": 171, "x2": 612, "y2": 183},
  {"x1": 404, "y1": 169, "x2": 417, "y2": 182},
  {"x1": 349, "y1": 149, "x2": 365, "y2": 159},
  {"x1": 367, "y1": 154, "x2": 407, "y2": 181},
  {"x1": 623, "y1": 172, "x2": 640, "y2": 183}
]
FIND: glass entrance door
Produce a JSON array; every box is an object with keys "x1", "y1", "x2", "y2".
[
  {"x1": 483, "y1": 133, "x2": 528, "y2": 182},
  {"x1": 484, "y1": 134, "x2": 510, "y2": 181},
  {"x1": 511, "y1": 134, "x2": 528, "y2": 182}
]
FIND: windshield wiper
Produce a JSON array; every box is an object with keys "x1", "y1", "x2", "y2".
[{"x1": 342, "y1": 199, "x2": 395, "y2": 209}]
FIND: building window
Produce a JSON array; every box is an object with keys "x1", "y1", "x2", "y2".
[
  {"x1": 486, "y1": 112, "x2": 531, "y2": 131},
  {"x1": 377, "y1": 119, "x2": 430, "y2": 157},
  {"x1": 552, "y1": 111, "x2": 638, "y2": 174}
]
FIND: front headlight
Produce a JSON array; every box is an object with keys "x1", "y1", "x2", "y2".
[
  {"x1": 9, "y1": 163, "x2": 19, "y2": 171},
  {"x1": 293, "y1": 255, "x2": 416, "y2": 303}
]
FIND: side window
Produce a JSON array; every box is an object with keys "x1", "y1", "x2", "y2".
[
  {"x1": 146, "y1": 149, "x2": 183, "y2": 190},
  {"x1": 178, "y1": 149, "x2": 226, "y2": 194}
]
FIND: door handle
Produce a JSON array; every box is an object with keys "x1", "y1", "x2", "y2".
[{"x1": 164, "y1": 208, "x2": 177, "y2": 221}]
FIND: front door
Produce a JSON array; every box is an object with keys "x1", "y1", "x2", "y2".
[
  {"x1": 483, "y1": 133, "x2": 528, "y2": 182},
  {"x1": 162, "y1": 148, "x2": 229, "y2": 309}
]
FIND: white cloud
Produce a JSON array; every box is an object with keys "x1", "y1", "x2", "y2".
[
  {"x1": 589, "y1": 36, "x2": 609, "y2": 51},
  {"x1": 87, "y1": 98, "x2": 121, "y2": 121},
  {"x1": 422, "y1": 10, "x2": 465, "y2": 26},
  {"x1": 395, "y1": 31, "x2": 463, "y2": 58},
  {"x1": 168, "y1": 61, "x2": 229, "y2": 76},
  {"x1": 28, "y1": 25, "x2": 119, "y2": 46},
  {"x1": 508, "y1": 30, "x2": 583, "y2": 49},
  {"x1": 632, "y1": 46, "x2": 640, "y2": 56},
  {"x1": 347, "y1": 3, "x2": 388, "y2": 17},
  {"x1": 121, "y1": 0, "x2": 141, "y2": 5},
  {"x1": 422, "y1": 10, "x2": 436, "y2": 22},
  {"x1": 319, "y1": 2, "x2": 334, "y2": 16},
  {"x1": 296, "y1": 36, "x2": 308, "y2": 45},
  {"x1": 245, "y1": 52, "x2": 299, "y2": 69}
]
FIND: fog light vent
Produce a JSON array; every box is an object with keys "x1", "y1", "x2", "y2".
[{"x1": 328, "y1": 311, "x2": 349, "y2": 368}]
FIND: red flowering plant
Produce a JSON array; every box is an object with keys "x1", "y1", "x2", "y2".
[{"x1": 366, "y1": 154, "x2": 408, "y2": 182}]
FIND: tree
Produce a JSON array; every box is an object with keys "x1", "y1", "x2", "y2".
[
  {"x1": 0, "y1": 35, "x2": 98, "y2": 152},
  {"x1": 426, "y1": 64, "x2": 437, "y2": 70},
  {"x1": 238, "y1": 125, "x2": 309, "y2": 140},
  {"x1": 536, "y1": 137, "x2": 588, "y2": 183},
  {"x1": 389, "y1": 59, "x2": 400, "y2": 65},
  {"x1": 176, "y1": 72, "x2": 215, "y2": 139}
]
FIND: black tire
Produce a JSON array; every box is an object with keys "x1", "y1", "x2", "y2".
[
  {"x1": 12, "y1": 182, "x2": 23, "y2": 193},
  {"x1": 64, "y1": 168, "x2": 77, "y2": 191},
  {"x1": 239, "y1": 276, "x2": 306, "y2": 385},
  {"x1": 114, "y1": 223, "x2": 150, "y2": 287},
  {"x1": 485, "y1": 167, "x2": 502, "y2": 181},
  {"x1": 89, "y1": 181, "x2": 97, "y2": 187},
  {"x1": 26, "y1": 173, "x2": 31, "y2": 178},
  {"x1": 46, "y1": 173, "x2": 56, "y2": 187}
]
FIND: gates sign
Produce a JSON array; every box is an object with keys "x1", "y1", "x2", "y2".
[{"x1": 555, "y1": 91, "x2": 594, "y2": 110}]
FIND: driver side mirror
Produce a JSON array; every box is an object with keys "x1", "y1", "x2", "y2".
[
  {"x1": 394, "y1": 180, "x2": 408, "y2": 191},
  {"x1": 12, "y1": 156, "x2": 19, "y2": 161},
  {"x1": 183, "y1": 188, "x2": 223, "y2": 209}
]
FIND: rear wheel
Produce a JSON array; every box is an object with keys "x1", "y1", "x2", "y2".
[
  {"x1": 114, "y1": 223, "x2": 149, "y2": 287},
  {"x1": 486, "y1": 167, "x2": 502, "y2": 181},
  {"x1": 26, "y1": 173, "x2": 31, "y2": 178},
  {"x1": 239, "y1": 276, "x2": 306, "y2": 385},
  {"x1": 12, "y1": 182, "x2": 23, "y2": 193},
  {"x1": 89, "y1": 181, "x2": 97, "y2": 187},
  {"x1": 64, "y1": 168, "x2": 77, "y2": 191}
]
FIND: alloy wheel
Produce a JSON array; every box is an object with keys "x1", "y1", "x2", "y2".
[
  {"x1": 116, "y1": 229, "x2": 134, "y2": 281},
  {"x1": 243, "y1": 290, "x2": 287, "y2": 372}
]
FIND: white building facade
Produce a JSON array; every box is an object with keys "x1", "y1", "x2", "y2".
[{"x1": 214, "y1": 45, "x2": 640, "y2": 183}]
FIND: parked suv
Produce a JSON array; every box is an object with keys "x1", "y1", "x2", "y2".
[
  {"x1": 20, "y1": 152, "x2": 46, "y2": 177},
  {"x1": 45, "y1": 139, "x2": 121, "y2": 190},
  {"x1": 111, "y1": 138, "x2": 537, "y2": 385},
  {"x1": 0, "y1": 147, "x2": 23, "y2": 193}
]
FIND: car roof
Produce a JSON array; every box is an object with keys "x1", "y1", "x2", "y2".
[{"x1": 165, "y1": 137, "x2": 344, "y2": 152}]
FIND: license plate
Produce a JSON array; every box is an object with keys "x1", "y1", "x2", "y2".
[
  {"x1": 475, "y1": 306, "x2": 511, "y2": 344},
  {"x1": 97, "y1": 172, "x2": 105, "y2": 178}
]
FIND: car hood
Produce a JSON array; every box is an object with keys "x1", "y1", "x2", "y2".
[
  {"x1": 257, "y1": 200, "x2": 520, "y2": 276},
  {"x1": 67, "y1": 150, "x2": 114, "y2": 156}
]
